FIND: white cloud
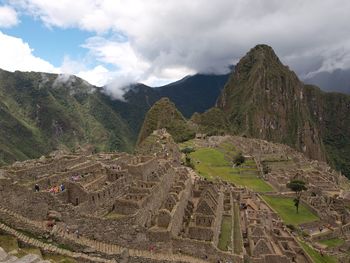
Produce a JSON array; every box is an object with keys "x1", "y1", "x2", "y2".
[
  {"x1": 0, "y1": 5, "x2": 18, "y2": 28},
  {"x1": 0, "y1": 31, "x2": 58, "y2": 73},
  {"x1": 5, "y1": 0, "x2": 350, "y2": 93},
  {"x1": 76, "y1": 65, "x2": 113, "y2": 87},
  {"x1": 8, "y1": 1, "x2": 350, "y2": 73},
  {"x1": 83, "y1": 36, "x2": 150, "y2": 76}
]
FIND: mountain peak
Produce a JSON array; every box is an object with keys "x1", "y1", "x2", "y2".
[
  {"x1": 235, "y1": 44, "x2": 282, "y2": 75},
  {"x1": 137, "y1": 97, "x2": 195, "y2": 145},
  {"x1": 216, "y1": 44, "x2": 326, "y2": 162},
  {"x1": 249, "y1": 44, "x2": 278, "y2": 57}
]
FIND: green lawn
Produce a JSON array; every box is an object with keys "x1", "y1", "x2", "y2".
[
  {"x1": 190, "y1": 148, "x2": 273, "y2": 192},
  {"x1": 300, "y1": 241, "x2": 338, "y2": 263},
  {"x1": 319, "y1": 238, "x2": 345, "y2": 248},
  {"x1": 218, "y1": 216, "x2": 232, "y2": 251},
  {"x1": 233, "y1": 202, "x2": 243, "y2": 254},
  {"x1": 261, "y1": 195, "x2": 319, "y2": 225}
]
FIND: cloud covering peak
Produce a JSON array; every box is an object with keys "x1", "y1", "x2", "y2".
[{"x1": 2, "y1": 0, "x2": 350, "y2": 93}]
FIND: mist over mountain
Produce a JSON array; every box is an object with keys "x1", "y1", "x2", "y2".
[
  {"x1": 0, "y1": 68, "x2": 227, "y2": 164},
  {"x1": 304, "y1": 69, "x2": 350, "y2": 94},
  {"x1": 1, "y1": 44, "x2": 350, "y2": 178}
]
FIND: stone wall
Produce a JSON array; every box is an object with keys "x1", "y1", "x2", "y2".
[
  {"x1": 135, "y1": 167, "x2": 177, "y2": 226},
  {"x1": 127, "y1": 158, "x2": 159, "y2": 181},
  {"x1": 172, "y1": 238, "x2": 243, "y2": 263},
  {"x1": 169, "y1": 176, "x2": 192, "y2": 236}
]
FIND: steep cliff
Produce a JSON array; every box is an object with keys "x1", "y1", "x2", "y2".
[{"x1": 216, "y1": 45, "x2": 326, "y2": 161}]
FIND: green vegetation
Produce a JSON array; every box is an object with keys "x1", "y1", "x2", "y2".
[
  {"x1": 233, "y1": 152, "x2": 245, "y2": 166},
  {"x1": 190, "y1": 147, "x2": 273, "y2": 192},
  {"x1": 299, "y1": 241, "x2": 338, "y2": 263},
  {"x1": 218, "y1": 216, "x2": 232, "y2": 251},
  {"x1": 319, "y1": 238, "x2": 345, "y2": 248},
  {"x1": 0, "y1": 235, "x2": 18, "y2": 252},
  {"x1": 17, "y1": 248, "x2": 42, "y2": 258},
  {"x1": 233, "y1": 202, "x2": 243, "y2": 254},
  {"x1": 191, "y1": 107, "x2": 228, "y2": 136},
  {"x1": 287, "y1": 180, "x2": 307, "y2": 213},
  {"x1": 137, "y1": 97, "x2": 195, "y2": 145},
  {"x1": 261, "y1": 195, "x2": 319, "y2": 225},
  {"x1": 43, "y1": 254, "x2": 77, "y2": 263},
  {"x1": 181, "y1": 147, "x2": 195, "y2": 154},
  {"x1": 0, "y1": 69, "x2": 135, "y2": 165}
]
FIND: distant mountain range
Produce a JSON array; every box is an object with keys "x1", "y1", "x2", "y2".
[
  {"x1": 304, "y1": 69, "x2": 350, "y2": 94},
  {"x1": 0, "y1": 69, "x2": 228, "y2": 165},
  {"x1": 140, "y1": 45, "x2": 350, "y2": 178},
  {"x1": 1, "y1": 45, "x2": 350, "y2": 178}
]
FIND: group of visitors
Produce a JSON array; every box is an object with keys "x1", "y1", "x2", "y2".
[
  {"x1": 70, "y1": 175, "x2": 83, "y2": 181},
  {"x1": 34, "y1": 183, "x2": 65, "y2": 193},
  {"x1": 49, "y1": 183, "x2": 65, "y2": 193}
]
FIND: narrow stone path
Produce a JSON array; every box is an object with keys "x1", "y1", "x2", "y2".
[{"x1": 0, "y1": 222, "x2": 115, "y2": 263}]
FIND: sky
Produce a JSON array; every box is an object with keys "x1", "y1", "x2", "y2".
[{"x1": 0, "y1": 0, "x2": 350, "y2": 96}]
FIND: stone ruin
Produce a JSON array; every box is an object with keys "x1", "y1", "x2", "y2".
[
  {"x1": 0, "y1": 131, "x2": 344, "y2": 262},
  {"x1": 226, "y1": 135, "x2": 350, "y2": 261}
]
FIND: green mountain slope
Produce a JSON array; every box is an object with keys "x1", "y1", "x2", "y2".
[
  {"x1": 0, "y1": 69, "x2": 134, "y2": 164},
  {"x1": 137, "y1": 97, "x2": 195, "y2": 144},
  {"x1": 198, "y1": 44, "x2": 350, "y2": 178}
]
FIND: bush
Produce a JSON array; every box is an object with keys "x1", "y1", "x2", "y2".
[
  {"x1": 185, "y1": 156, "x2": 195, "y2": 169},
  {"x1": 233, "y1": 152, "x2": 245, "y2": 166},
  {"x1": 181, "y1": 147, "x2": 195, "y2": 154},
  {"x1": 286, "y1": 224, "x2": 296, "y2": 231},
  {"x1": 262, "y1": 162, "x2": 271, "y2": 174}
]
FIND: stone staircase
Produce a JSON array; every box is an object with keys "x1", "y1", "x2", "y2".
[
  {"x1": 0, "y1": 206, "x2": 208, "y2": 263},
  {"x1": 0, "y1": 222, "x2": 115, "y2": 263},
  {"x1": 0, "y1": 206, "x2": 46, "y2": 230}
]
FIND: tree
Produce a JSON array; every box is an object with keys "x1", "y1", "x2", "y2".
[
  {"x1": 181, "y1": 147, "x2": 195, "y2": 154},
  {"x1": 287, "y1": 180, "x2": 307, "y2": 214},
  {"x1": 262, "y1": 162, "x2": 271, "y2": 174},
  {"x1": 233, "y1": 152, "x2": 245, "y2": 166},
  {"x1": 181, "y1": 147, "x2": 195, "y2": 169}
]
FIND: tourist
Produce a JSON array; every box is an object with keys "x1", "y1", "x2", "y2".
[
  {"x1": 34, "y1": 184, "x2": 40, "y2": 192},
  {"x1": 60, "y1": 183, "x2": 65, "y2": 192},
  {"x1": 75, "y1": 229, "x2": 80, "y2": 239}
]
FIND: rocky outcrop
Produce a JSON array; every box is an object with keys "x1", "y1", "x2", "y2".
[
  {"x1": 303, "y1": 85, "x2": 350, "y2": 177},
  {"x1": 216, "y1": 44, "x2": 326, "y2": 162}
]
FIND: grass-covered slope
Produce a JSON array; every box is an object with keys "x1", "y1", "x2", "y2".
[
  {"x1": 187, "y1": 142, "x2": 273, "y2": 192},
  {"x1": 261, "y1": 195, "x2": 319, "y2": 225},
  {"x1": 0, "y1": 69, "x2": 134, "y2": 164},
  {"x1": 191, "y1": 107, "x2": 228, "y2": 136},
  {"x1": 137, "y1": 97, "x2": 195, "y2": 144}
]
